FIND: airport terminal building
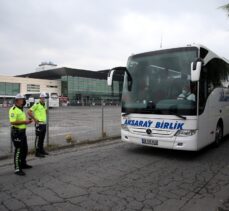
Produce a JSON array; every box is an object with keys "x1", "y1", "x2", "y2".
[
  {"x1": 18, "y1": 67, "x2": 124, "y2": 105},
  {"x1": 0, "y1": 75, "x2": 61, "y2": 106}
]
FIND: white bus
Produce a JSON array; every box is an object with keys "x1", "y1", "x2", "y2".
[
  {"x1": 24, "y1": 92, "x2": 59, "y2": 108},
  {"x1": 108, "y1": 44, "x2": 229, "y2": 151}
]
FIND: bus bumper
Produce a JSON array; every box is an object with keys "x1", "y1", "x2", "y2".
[{"x1": 121, "y1": 130, "x2": 198, "y2": 151}]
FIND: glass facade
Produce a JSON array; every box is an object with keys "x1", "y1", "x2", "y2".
[
  {"x1": 0, "y1": 82, "x2": 20, "y2": 96},
  {"x1": 61, "y1": 76, "x2": 122, "y2": 105}
]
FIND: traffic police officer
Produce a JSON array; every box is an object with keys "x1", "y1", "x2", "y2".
[
  {"x1": 28, "y1": 92, "x2": 49, "y2": 157},
  {"x1": 9, "y1": 94, "x2": 32, "y2": 176}
]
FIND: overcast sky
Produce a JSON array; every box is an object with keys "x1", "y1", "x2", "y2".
[{"x1": 0, "y1": 0, "x2": 228, "y2": 75}]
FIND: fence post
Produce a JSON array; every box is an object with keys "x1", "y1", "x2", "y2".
[
  {"x1": 46, "y1": 98, "x2": 49, "y2": 147},
  {"x1": 101, "y1": 100, "x2": 106, "y2": 138},
  {"x1": 10, "y1": 133, "x2": 13, "y2": 153}
]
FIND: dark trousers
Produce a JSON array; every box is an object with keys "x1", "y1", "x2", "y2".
[
  {"x1": 35, "y1": 124, "x2": 46, "y2": 153},
  {"x1": 11, "y1": 128, "x2": 28, "y2": 170}
]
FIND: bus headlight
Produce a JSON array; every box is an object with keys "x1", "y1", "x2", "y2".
[
  {"x1": 121, "y1": 124, "x2": 129, "y2": 131},
  {"x1": 175, "y1": 130, "x2": 197, "y2": 137}
]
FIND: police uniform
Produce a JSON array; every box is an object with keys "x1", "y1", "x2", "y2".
[
  {"x1": 30, "y1": 100, "x2": 47, "y2": 156},
  {"x1": 9, "y1": 100, "x2": 29, "y2": 174}
]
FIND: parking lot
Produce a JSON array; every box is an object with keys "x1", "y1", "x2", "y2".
[
  {"x1": 0, "y1": 106, "x2": 121, "y2": 156},
  {"x1": 0, "y1": 138, "x2": 229, "y2": 211},
  {"x1": 1, "y1": 105, "x2": 229, "y2": 210}
]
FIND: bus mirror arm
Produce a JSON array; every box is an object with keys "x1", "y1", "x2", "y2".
[
  {"x1": 126, "y1": 71, "x2": 133, "y2": 92},
  {"x1": 191, "y1": 58, "x2": 203, "y2": 82},
  {"x1": 107, "y1": 66, "x2": 132, "y2": 91}
]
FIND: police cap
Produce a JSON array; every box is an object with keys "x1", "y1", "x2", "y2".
[
  {"x1": 15, "y1": 93, "x2": 25, "y2": 99},
  {"x1": 40, "y1": 92, "x2": 47, "y2": 98}
]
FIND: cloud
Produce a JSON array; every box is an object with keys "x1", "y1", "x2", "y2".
[{"x1": 0, "y1": 0, "x2": 228, "y2": 75}]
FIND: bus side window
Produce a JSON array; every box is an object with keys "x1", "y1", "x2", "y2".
[
  {"x1": 205, "y1": 59, "x2": 222, "y2": 96},
  {"x1": 199, "y1": 67, "x2": 208, "y2": 113},
  {"x1": 199, "y1": 58, "x2": 229, "y2": 114}
]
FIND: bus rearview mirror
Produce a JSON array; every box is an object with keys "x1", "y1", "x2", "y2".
[
  {"x1": 191, "y1": 61, "x2": 202, "y2": 82},
  {"x1": 107, "y1": 69, "x2": 115, "y2": 86}
]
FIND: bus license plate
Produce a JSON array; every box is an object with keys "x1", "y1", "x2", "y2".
[{"x1": 142, "y1": 139, "x2": 158, "y2": 145}]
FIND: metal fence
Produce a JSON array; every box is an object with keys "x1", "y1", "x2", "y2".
[{"x1": 0, "y1": 105, "x2": 121, "y2": 158}]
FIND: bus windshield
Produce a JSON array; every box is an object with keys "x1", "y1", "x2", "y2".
[{"x1": 122, "y1": 47, "x2": 198, "y2": 116}]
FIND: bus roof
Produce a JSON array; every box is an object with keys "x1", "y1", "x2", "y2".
[{"x1": 130, "y1": 44, "x2": 229, "y2": 65}]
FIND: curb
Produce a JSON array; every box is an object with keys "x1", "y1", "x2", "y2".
[{"x1": 0, "y1": 135, "x2": 121, "y2": 161}]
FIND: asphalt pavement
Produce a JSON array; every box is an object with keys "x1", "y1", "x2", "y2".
[{"x1": 0, "y1": 139, "x2": 229, "y2": 211}]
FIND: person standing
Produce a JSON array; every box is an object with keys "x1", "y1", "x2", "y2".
[
  {"x1": 9, "y1": 94, "x2": 33, "y2": 176},
  {"x1": 28, "y1": 93, "x2": 49, "y2": 157}
]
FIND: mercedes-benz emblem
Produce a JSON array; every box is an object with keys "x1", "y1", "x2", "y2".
[{"x1": 146, "y1": 129, "x2": 152, "y2": 135}]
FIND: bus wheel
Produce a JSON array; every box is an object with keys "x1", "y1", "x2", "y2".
[{"x1": 213, "y1": 124, "x2": 223, "y2": 147}]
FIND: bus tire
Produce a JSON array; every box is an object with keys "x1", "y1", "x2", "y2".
[{"x1": 213, "y1": 122, "x2": 223, "y2": 147}]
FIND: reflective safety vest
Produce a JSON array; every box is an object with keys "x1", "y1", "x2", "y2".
[
  {"x1": 30, "y1": 101, "x2": 47, "y2": 123},
  {"x1": 9, "y1": 106, "x2": 26, "y2": 129}
]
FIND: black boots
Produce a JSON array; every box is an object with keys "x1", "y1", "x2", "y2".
[{"x1": 15, "y1": 170, "x2": 26, "y2": 176}]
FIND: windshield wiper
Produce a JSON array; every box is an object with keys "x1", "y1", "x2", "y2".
[
  {"x1": 122, "y1": 112, "x2": 131, "y2": 117},
  {"x1": 169, "y1": 112, "x2": 187, "y2": 120}
]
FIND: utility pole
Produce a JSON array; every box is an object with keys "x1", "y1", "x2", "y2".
[{"x1": 160, "y1": 32, "x2": 163, "y2": 49}]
